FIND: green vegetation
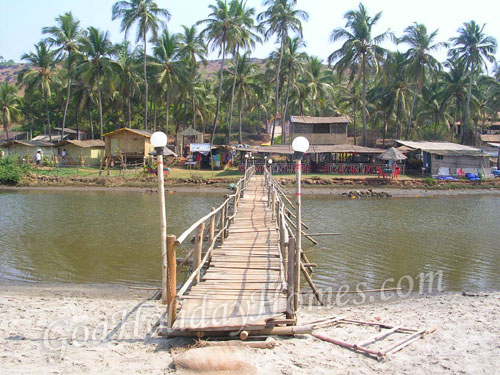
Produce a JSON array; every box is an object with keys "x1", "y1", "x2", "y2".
[
  {"x1": 0, "y1": 157, "x2": 30, "y2": 185},
  {"x1": 1, "y1": 1, "x2": 499, "y2": 147},
  {"x1": 423, "y1": 177, "x2": 437, "y2": 186}
]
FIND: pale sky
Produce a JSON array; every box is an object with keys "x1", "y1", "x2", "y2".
[{"x1": 1, "y1": 0, "x2": 499, "y2": 66}]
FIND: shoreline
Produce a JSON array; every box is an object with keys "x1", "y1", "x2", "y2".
[
  {"x1": 1, "y1": 282, "x2": 499, "y2": 374},
  {"x1": 3, "y1": 183, "x2": 500, "y2": 198}
]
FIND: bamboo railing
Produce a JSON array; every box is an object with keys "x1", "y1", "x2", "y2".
[
  {"x1": 263, "y1": 168, "x2": 324, "y2": 312},
  {"x1": 162, "y1": 165, "x2": 255, "y2": 327}
]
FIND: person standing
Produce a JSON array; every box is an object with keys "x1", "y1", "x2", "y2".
[{"x1": 35, "y1": 150, "x2": 42, "y2": 166}]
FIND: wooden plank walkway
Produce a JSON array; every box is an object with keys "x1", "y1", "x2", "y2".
[{"x1": 171, "y1": 175, "x2": 288, "y2": 332}]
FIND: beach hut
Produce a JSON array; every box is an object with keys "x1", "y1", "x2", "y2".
[
  {"x1": 104, "y1": 128, "x2": 154, "y2": 162},
  {"x1": 396, "y1": 140, "x2": 489, "y2": 176},
  {"x1": 0, "y1": 140, "x2": 55, "y2": 163},
  {"x1": 176, "y1": 127, "x2": 204, "y2": 156},
  {"x1": 55, "y1": 139, "x2": 105, "y2": 166},
  {"x1": 289, "y1": 116, "x2": 350, "y2": 145}
]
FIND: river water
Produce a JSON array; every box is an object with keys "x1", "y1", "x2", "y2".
[{"x1": 0, "y1": 189, "x2": 499, "y2": 292}]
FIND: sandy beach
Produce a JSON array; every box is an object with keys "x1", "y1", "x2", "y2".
[{"x1": 1, "y1": 283, "x2": 499, "y2": 374}]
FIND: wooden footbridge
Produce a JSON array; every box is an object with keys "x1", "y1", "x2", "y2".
[{"x1": 158, "y1": 166, "x2": 322, "y2": 338}]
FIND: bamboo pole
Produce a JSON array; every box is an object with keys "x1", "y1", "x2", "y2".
[
  {"x1": 193, "y1": 222, "x2": 205, "y2": 285},
  {"x1": 356, "y1": 327, "x2": 399, "y2": 348},
  {"x1": 157, "y1": 154, "x2": 168, "y2": 305},
  {"x1": 220, "y1": 204, "x2": 226, "y2": 245},
  {"x1": 300, "y1": 262, "x2": 323, "y2": 305},
  {"x1": 209, "y1": 207, "x2": 215, "y2": 245},
  {"x1": 167, "y1": 235, "x2": 177, "y2": 327},
  {"x1": 287, "y1": 237, "x2": 296, "y2": 319}
]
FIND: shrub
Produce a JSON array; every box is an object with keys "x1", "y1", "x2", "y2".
[
  {"x1": 423, "y1": 177, "x2": 436, "y2": 186},
  {"x1": 0, "y1": 157, "x2": 30, "y2": 185}
]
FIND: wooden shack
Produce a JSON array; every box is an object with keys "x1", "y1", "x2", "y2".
[
  {"x1": 290, "y1": 116, "x2": 350, "y2": 145},
  {"x1": 396, "y1": 140, "x2": 489, "y2": 176},
  {"x1": 104, "y1": 128, "x2": 153, "y2": 161},
  {"x1": 176, "y1": 127, "x2": 204, "y2": 156},
  {"x1": 0, "y1": 140, "x2": 55, "y2": 163},
  {"x1": 55, "y1": 139, "x2": 105, "y2": 166}
]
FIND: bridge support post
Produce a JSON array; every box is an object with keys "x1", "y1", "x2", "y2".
[
  {"x1": 209, "y1": 208, "x2": 215, "y2": 245},
  {"x1": 194, "y1": 222, "x2": 205, "y2": 285},
  {"x1": 220, "y1": 205, "x2": 226, "y2": 245},
  {"x1": 167, "y1": 235, "x2": 177, "y2": 326},
  {"x1": 272, "y1": 190, "x2": 276, "y2": 219},
  {"x1": 287, "y1": 237, "x2": 296, "y2": 319}
]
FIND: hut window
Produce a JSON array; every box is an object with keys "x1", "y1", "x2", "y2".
[
  {"x1": 330, "y1": 124, "x2": 346, "y2": 134},
  {"x1": 434, "y1": 154, "x2": 444, "y2": 160},
  {"x1": 294, "y1": 123, "x2": 312, "y2": 133},
  {"x1": 312, "y1": 124, "x2": 330, "y2": 134}
]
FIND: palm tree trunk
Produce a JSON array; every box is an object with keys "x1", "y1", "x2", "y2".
[
  {"x1": 87, "y1": 104, "x2": 94, "y2": 139},
  {"x1": 153, "y1": 100, "x2": 157, "y2": 132},
  {"x1": 353, "y1": 98, "x2": 357, "y2": 145},
  {"x1": 128, "y1": 96, "x2": 132, "y2": 128},
  {"x1": 192, "y1": 93, "x2": 197, "y2": 130},
  {"x1": 464, "y1": 60, "x2": 474, "y2": 145},
  {"x1": 238, "y1": 100, "x2": 243, "y2": 144},
  {"x1": 45, "y1": 95, "x2": 52, "y2": 142},
  {"x1": 406, "y1": 84, "x2": 418, "y2": 140},
  {"x1": 451, "y1": 101, "x2": 459, "y2": 143},
  {"x1": 165, "y1": 88, "x2": 170, "y2": 134},
  {"x1": 143, "y1": 33, "x2": 148, "y2": 132},
  {"x1": 281, "y1": 70, "x2": 292, "y2": 144},
  {"x1": 75, "y1": 109, "x2": 80, "y2": 140},
  {"x1": 228, "y1": 46, "x2": 239, "y2": 144},
  {"x1": 210, "y1": 39, "x2": 226, "y2": 145},
  {"x1": 3, "y1": 110, "x2": 8, "y2": 140},
  {"x1": 271, "y1": 35, "x2": 285, "y2": 145},
  {"x1": 97, "y1": 71, "x2": 104, "y2": 140},
  {"x1": 61, "y1": 77, "x2": 72, "y2": 141},
  {"x1": 383, "y1": 115, "x2": 388, "y2": 147},
  {"x1": 361, "y1": 56, "x2": 367, "y2": 147}
]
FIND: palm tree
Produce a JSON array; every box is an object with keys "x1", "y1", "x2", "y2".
[
  {"x1": 151, "y1": 30, "x2": 186, "y2": 133},
  {"x1": 399, "y1": 23, "x2": 443, "y2": 140},
  {"x1": 197, "y1": 0, "x2": 238, "y2": 145},
  {"x1": 42, "y1": 12, "x2": 82, "y2": 140},
  {"x1": 0, "y1": 82, "x2": 22, "y2": 140},
  {"x1": 76, "y1": 27, "x2": 116, "y2": 139},
  {"x1": 114, "y1": 41, "x2": 141, "y2": 128},
  {"x1": 328, "y1": 3, "x2": 392, "y2": 146},
  {"x1": 258, "y1": 0, "x2": 308, "y2": 144},
  {"x1": 303, "y1": 56, "x2": 333, "y2": 116},
  {"x1": 280, "y1": 37, "x2": 307, "y2": 143},
  {"x1": 227, "y1": 0, "x2": 260, "y2": 144},
  {"x1": 439, "y1": 58, "x2": 469, "y2": 142},
  {"x1": 179, "y1": 25, "x2": 208, "y2": 132},
  {"x1": 223, "y1": 51, "x2": 259, "y2": 143},
  {"x1": 112, "y1": 0, "x2": 170, "y2": 131},
  {"x1": 449, "y1": 21, "x2": 497, "y2": 144},
  {"x1": 19, "y1": 41, "x2": 58, "y2": 141}
]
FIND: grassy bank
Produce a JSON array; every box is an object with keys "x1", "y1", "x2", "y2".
[{"x1": 2, "y1": 164, "x2": 499, "y2": 190}]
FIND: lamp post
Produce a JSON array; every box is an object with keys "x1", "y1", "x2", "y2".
[
  {"x1": 291, "y1": 136, "x2": 309, "y2": 310},
  {"x1": 251, "y1": 155, "x2": 255, "y2": 166},
  {"x1": 268, "y1": 158, "x2": 273, "y2": 177},
  {"x1": 245, "y1": 153, "x2": 249, "y2": 171},
  {"x1": 151, "y1": 131, "x2": 168, "y2": 304}
]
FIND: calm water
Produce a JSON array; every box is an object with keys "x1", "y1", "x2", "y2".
[{"x1": 0, "y1": 189, "x2": 499, "y2": 292}]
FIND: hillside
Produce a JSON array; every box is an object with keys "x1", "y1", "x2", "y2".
[
  {"x1": 0, "y1": 58, "x2": 268, "y2": 86},
  {"x1": 0, "y1": 63, "x2": 25, "y2": 85}
]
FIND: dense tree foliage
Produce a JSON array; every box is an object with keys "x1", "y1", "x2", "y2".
[{"x1": 7, "y1": 1, "x2": 500, "y2": 146}]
